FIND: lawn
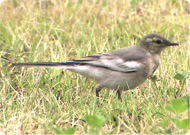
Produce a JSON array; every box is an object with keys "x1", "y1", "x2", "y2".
[{"x1": 0, "y1": 0, "x2": 189, "y2": 134}]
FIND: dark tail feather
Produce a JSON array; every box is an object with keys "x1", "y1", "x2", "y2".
[{"x1": 12, "y1": 62, "x2": 76, "y2": 67}]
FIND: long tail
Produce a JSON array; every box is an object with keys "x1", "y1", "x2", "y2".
[
  {"x1": 12, "y1": 62, "x2": 97, "y2": 78},
  {"x1": 12, "y1": 61, "x2": 107, "y2": 80},
  {"x1": 12, "y1": 62, "x2": 76, "y2": 68}
]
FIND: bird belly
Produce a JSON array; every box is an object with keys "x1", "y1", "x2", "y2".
[
  {"x1": 100, "y1": 71, "x2": 148, "y2": 91},
  {"x1": 68, "y1": 65, "x2": 148, "y2": 91}
]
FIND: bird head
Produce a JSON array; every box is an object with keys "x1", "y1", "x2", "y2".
[{"x1": 139, "y1": 33, "x2": 178, "y2": 54}]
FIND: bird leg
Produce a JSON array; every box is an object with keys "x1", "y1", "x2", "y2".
[
  {"x1": 96, "y1": 86, "x2": 103, "y2": 98},
  {"x1": 96, "y1": 86, "x2": 122, "y2": 100},
  {"x1": 116, "y1": 90, "x2": 122, "y2": 100}
]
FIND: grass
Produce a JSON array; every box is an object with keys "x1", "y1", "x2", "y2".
[{"x1": 0, "y1": 0, "x2": 189, "y2": 134}]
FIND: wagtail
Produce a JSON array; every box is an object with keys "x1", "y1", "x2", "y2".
[{"x1": 12, "y1": 33, "x2": 178, "y2": 99}]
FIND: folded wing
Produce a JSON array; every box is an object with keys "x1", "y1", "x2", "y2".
[{"x1": 72, "y1": 54, "x2": 141, "y2": 73}]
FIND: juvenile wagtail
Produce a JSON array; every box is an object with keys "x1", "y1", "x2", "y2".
[{"x1": 12, "y1": 33, "x2": 178, "y2": 99}]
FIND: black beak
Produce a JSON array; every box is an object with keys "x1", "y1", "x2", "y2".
[{"x1": 169, "y1": 42, "x2": 179, "y2": 46}]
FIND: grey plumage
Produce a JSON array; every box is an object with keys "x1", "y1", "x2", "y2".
[{"x1": 12, "y1": 33, "x2": 178, "y2": 99}]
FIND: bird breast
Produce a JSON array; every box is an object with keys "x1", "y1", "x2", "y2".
[{"x1": 147, "y1": 54, "x2": 159, "y2": 77}]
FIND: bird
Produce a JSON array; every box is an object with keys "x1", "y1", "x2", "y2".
[{"x1": 12, "y1": 33, "x2": 178, "y2": 99}]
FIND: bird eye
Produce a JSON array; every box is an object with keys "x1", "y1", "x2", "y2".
[{"x1": 156, "y1": 39, "x2": 161, "y2": 44}]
